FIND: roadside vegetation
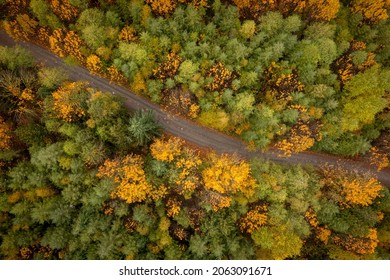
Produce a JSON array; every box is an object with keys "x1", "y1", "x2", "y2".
[{"x1": 1, "y1": 0, "x2": 389, "y2": 161}]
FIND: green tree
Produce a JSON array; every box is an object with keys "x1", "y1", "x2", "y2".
[
  {"x1": 38, "y1": 67, "x2": 69, "y2": 90},
  {"x1": 340, "y1": 66, "x2": 390, "y2": 132},
  {"x1": 0, "y1": 46, "x2": 35, "y2": 70},
  {"x1": 29, "y1": 0, "x2": 61, "y2": 29},
  {"x1": 128, "y1": 110, "x2": 161, "y2": 146}
]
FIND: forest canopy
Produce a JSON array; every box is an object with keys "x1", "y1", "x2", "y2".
[
  {"x1": 1, "y1": 0, "x2": 389, "y2": 161},
  {"x1": 0, "y1": 45, "x2": 390, "y2": 260}
]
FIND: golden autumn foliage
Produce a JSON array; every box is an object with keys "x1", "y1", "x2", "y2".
[
  {"x1": 272, "y1": 73, "x2": 304, "y2": 101},
  {"x1": 232, "y1": 0, "x2": 276, "y2": 20},
  {"x1": 264, "y1": 63, "x2": 304, "y2": 104},
  {"x1": 107, "y1": 65, "x2": 128, "y2": 85},
  {"x1": 37, "y1": 27, "x2": 50, "y2": 44},
  {"x1": 162, "y1": 88, "x2": 199, "y2": 118},
  {"x1": 7, "y1": 191, "x2": 23, "y2": 204},
  {"x1": 49, "y1": 29, "x2": 66, "y2": 57},
  {"x1": 97, "y1": 155, "x2": 153, "y2": 204},
  {"x1": 150, "y1": 137, "x2": 202, "y2": 198},
  {"x1": 341, "y1": 178, "x2": 383, "y2": 208},
  {"x1": 5, "y1": 0, "x2": 29, "y2": 17},
  {"x1": 150, "y1": 184, "x2": 168, "y2": 201},
  {"x1": 333, "y1": 228, "x2": 379, "y2": 255},
  {"x1": 369, "y1": 146, "x2": 389, "y2": 171},
  {"x1": 63, "y1": 31, "x2": 84, "y2": 61},
  {"x1": 7, "y1": 187, "x2": 56, "y2": 204},
  {"x1": 16, "y1": 14, "x2": 38, "y2": 37},
  {"x1": 232, "y1": 0, "x2": 340, "y2": 21},
  {"x1": 305, "y1": 208, "x2": 332, "y2": 244},
  {"x1": 0, "y1": 117, "x2": 12, "y2": 151},
  {"x1": 50, "y1": 0, "x2": 79, "y2": 22},
  {"x1": 166, "y1": 197, "x2": 182, "y2": 217},
  {"x1": 207, "y1": 191, "x2": 232, "y2": 211},
  {"x1": 86, "y1": 54, "x2": 103, "y2": 74},
  {"x1": 146, "y1": 0, "x2": 177, "y2": 16},
  {"x1": 321, "y1": 166, "x2": 384, "y2": 208},
  {"x1": 49, "y1": 29, "x2": 84, "y2": 61},
  {"x1": 206, "y1": 62, "x2": 235, "y2": 92},
  {"x1": 3, "y1": 20, "x2": 28, "y2": 41},
  {"x1": 172, "y1": 225, "x2": 187, "y2": 241},
  {"x1": 303, "y1": 0, "x2": 340, "y2": 21},
  {"x1": 132, "y1": 72, "x2": 147, "y2": 94},
  {"x1": 19, "y1": 247, "x2": 32, "y2": 259},
  {"x1": 175, "y1": 151, "x2": 202, "y2": 197},
  {"x1": 275, "y1": 120, "x2": 320, "y2": 157},
  {"x1": 35, "y1": 187, "x2": 56, "y2": 198},
  {"x1": 153, "y1": 52, "x2": 182, "y2": 80},
  {"x1": 52, "y1": 81, "x2": 87, "y2": 122},
  {"x1": 102, "y1": 203, "x2": 114, "y2": 215},
  {"x1": 124, "y1": 217, "x2": 138, "y2": 232},
  {"x1": 119, "y1": 26, "x2": 138, "y2": 43},
  {"x1": 350, "y1": 0, "x2": 390, "y2": 24},
  {"x1": 333, "y1": 41, "x2": 378, "y2": 85},
  {"x1": 150, "y1": 137, "x2": 183, "y2": 162},
  {"x1": 202, "y1": 154, "x2": 255, "y2": 197},
  {"x1": 334, "y1": 55, "x2": 353, "y2": 83},
  {"x1": 239, "y1": 204, "x2": 268, "y2": 233}
]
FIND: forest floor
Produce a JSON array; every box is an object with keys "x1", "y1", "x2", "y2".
[{"x1": 1, "y1": 30, "x2": 389, "y2": 187}]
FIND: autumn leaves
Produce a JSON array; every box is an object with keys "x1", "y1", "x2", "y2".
[{"x1": 98, "y1": 136, "x2": 256, "y2": 215}]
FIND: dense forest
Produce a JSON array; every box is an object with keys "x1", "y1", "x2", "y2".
[
  {"x1": 0, "y1": 45, "x2": 389, "y2": 260},
  {"x1": 1, "y1": 0, "x2": 389, "y2": 159}
]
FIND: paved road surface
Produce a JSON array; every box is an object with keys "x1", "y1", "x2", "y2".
[{"x1": 1, "y1": 30, "x2": 389, "y2": 187}]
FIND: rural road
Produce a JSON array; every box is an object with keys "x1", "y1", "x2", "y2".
[{"x1": 1, "y1": 30, "x2": 389, "y2": 187}]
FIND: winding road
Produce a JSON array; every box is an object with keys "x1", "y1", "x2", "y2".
[{"x1": 1, "y1": 30, "x2": 389, "y2": 187}]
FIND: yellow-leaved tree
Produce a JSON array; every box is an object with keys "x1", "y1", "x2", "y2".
[
  {"x1": 145, "y1": 0, "x2": 177, "y2": 17},
  {"x1": 350, "y1": 0, "x2": 390, "y2": 24},
  {"x1": 150, "y1": 137, "x2": 183, "y2": 162},
  {"x1": 321, "y1": 166, "x2": 384, "y2": 208},
  {"x1": 97, "y1": 154, "x2": 153, "y2": 204},
  {"x1": 232, "y1": 0, "x2": 340, "y2": 21},
  {"x1": 202, "y1": 154, "x2": 255, "y2": 197},
  {"x1": 150, "y1": 137, "x2": 202, "y2": 198},
  {"x1": 51, "y1": 81, "x2": 88, "y2": 122},
  {"x1": 86, "y1": 54, "x2": 103, "y2": 74},
  {"x1": 239, "y1": 204, "x2": 268, "y2": 233},
  {"x1": 50, "y1": 0, "x2": 79, "y2": 22},
  {"x1": 274, "y1": 120, "x2": 321, "y2": 157}
]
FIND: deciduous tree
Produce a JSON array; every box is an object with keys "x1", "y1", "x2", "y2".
[
  {"x1": 97, "y1": 154, "x2": 153, "y2": 204},
  {"x1": 350, "y1": 0, "x2": 390, "y2": 24}
]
